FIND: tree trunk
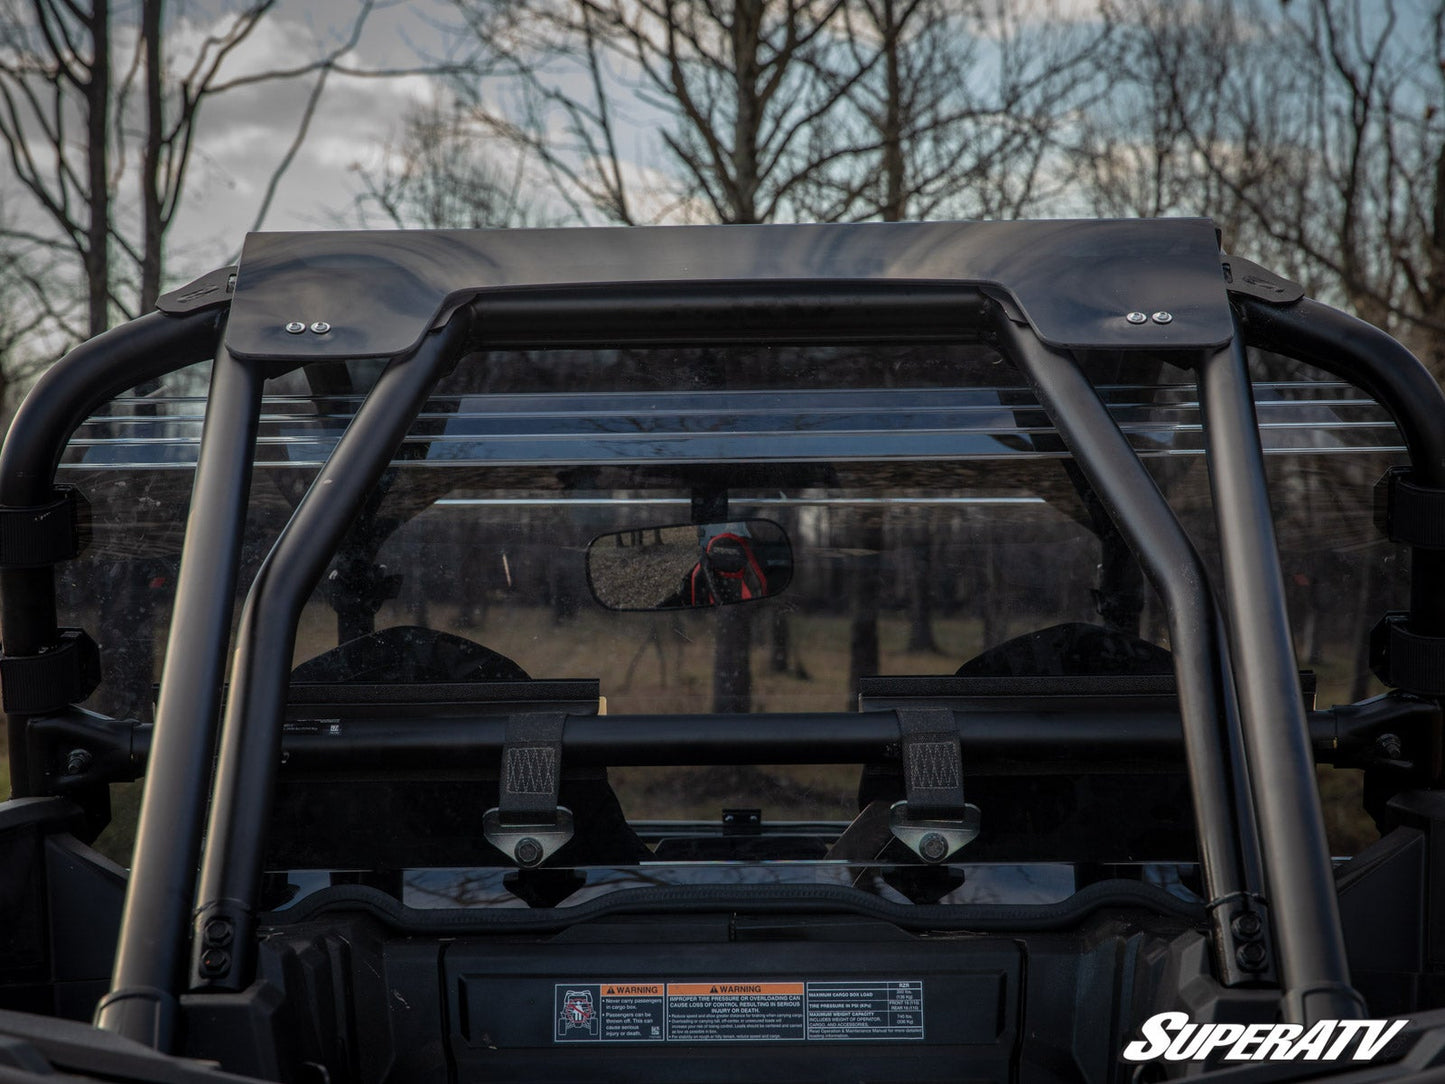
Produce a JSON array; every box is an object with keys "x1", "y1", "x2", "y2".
[
  {"x1": 85, "y1": 1, "x2": 111, "y2": 336},
  {"x1": 769, "y1": 607, "x2": 790, "y2": 672},
  {"x1": 905, "y1": 520, "x2": 938, "y2": 653},
  {"x1": 728, "y1": 0, "x2": 763, "y2": 223},
  {"x1": 713, "y1": 604, "x2": 752, "y2": 713},
  {"x1": 140, "y1": 0, "x2": 164, "y2": 312},
  {"x1": 880, "y1": 0, "x2": 905, "y2": 222},
  {"x1": 847, "y1": 520, "x2": 884, "y2": 708}
]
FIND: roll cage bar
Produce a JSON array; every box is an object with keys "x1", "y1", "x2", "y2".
[{"x1": 1, "y1": 220, "x2": 1441, "y2": 1051}]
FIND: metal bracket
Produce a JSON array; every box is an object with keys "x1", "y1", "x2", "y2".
[
  {"x1": 483, "y1": 806, "x2": 574, "y2": 868},
  {"x1": 1220, "y1": 254, "x2": 1305, "y2": 305},
  {"x1": 156, "y1": 265, "x2": 237, "y2": 316},
  {"x1": 888, "y1": 800, "x2": 980, "y2": 863},
  {"x1": 1208, "y1": 893, "x2": 1278, "y2": 986}
]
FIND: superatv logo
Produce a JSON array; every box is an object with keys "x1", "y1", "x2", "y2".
[{"x1": 1122, "y1": 1012, "x2": 1408, "y2": 1063}]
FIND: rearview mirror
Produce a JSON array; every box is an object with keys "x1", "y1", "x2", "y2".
[{"x1": 586, "y1": 519, "x2": 793, "y2": 612}]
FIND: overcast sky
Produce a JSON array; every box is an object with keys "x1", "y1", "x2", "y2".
[{"x1": 162, "y1": 0, "x2": 461, "y2": 275}]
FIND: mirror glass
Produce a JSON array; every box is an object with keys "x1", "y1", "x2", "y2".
[{"x1": 586, "y1": 519, "x2": 793, "y2": 612}]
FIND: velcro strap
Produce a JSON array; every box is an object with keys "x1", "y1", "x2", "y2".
[
  {"x1": 0, "y1": 488, "x2": 88, "y2": 568},
  {"x1": 896, "y1": 707, "x2": 965, "y2": 819},
  {"x1": 499, "y1": 712, "x2": 566, "y2": 825},
  {"x1": 1373, "y1": 615, "x2": 1445, "y2": 697},
  {"x1": 1376, "y1": 468, "x2": 1445, "y2": 549},
  {"x1": 0, "y1": 629, "x2": 102, "y2": 714}
]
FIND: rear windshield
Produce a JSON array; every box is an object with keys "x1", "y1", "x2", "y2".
[{"x1": 56, "y1": 340, "x2": 1405, "y2": 881}]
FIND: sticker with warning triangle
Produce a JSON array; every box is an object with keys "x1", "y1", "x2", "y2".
[{"x1": 554, "y1": 983, "x2": 664, "y2": 1042}]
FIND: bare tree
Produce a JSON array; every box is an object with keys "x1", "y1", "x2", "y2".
[
  {"x1": 799, "y1": 0, "x2": 1111, "y2": 223},
  {"x1": 449, "y1": 0, "x2": 877, "y2": 224},
  {"x1": 353, "y1": 96, "x2": 543, "y2": 229},
  {"x1": 1084, "y1": 0, "x2": 1445, "y2": 373},
  {"x1": 0, "y1": 0, "x2": 379, "y2": 338}
]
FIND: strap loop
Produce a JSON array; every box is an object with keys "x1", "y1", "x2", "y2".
[
  {"x1": 0, "y1": 487, "x2": 88, "y2": 569},
  {"x1": 499, "y1": 712, "x2": 567, "y2": 826},
  {"x1": 895, "y1": 707, "x2": 966, "y2": 820},
  {"x1": 1375, "y1": 467, "x2": 1445, "y2": 549},
  {"x1": 0, "y1": 629, "x2": 102, "y2": 714},
  {"x1": 1372, "y1": 613, "x2": 1445, "y2": 697}
]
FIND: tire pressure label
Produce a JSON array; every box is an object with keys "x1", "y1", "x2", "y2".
[
  {"x1": 667, "y1": 983, "x2": 806, "y2": 1042},
  {"x1": 553, "y1": 980, "x2": 924, "y2": 1042}
]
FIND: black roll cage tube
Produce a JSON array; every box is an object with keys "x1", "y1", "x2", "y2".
[{"x1": 1, "y1": 278, "x2": 1441, "y2": 1047}]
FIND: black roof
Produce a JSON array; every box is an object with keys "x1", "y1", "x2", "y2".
[{"x1": 223, "y1": 219, "x2": 1233, "y2": 363}]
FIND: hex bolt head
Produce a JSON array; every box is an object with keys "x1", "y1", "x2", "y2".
[
  {"x1": 309, "y1": 321, "x2": 331, "y2": 334},
  {"x1": 1236, "y1": 941, "x2": 1268, "y2": 971},
  {"x1": 1376, "y1": 733, "x2": 1403, "y2": 760},
  {"x1": 918, "y1": 832, "x2": 950, "y2": 862},
  {"x1": 514, "y1": 837, "x2": 544, "y2": 867},
  {"x1": 1151, "y1": 311, "x2": 1174, "y2": 325},
  {"x1": 1125, "y1": 311, "x2": 1148, "y2": 324},
  {"x1": 64, "y1": 748, "x2": 92, "y2": 775},
  {"x1": 1231, "y1": 912, "x2": 1263, "y2": 940},
  {"x1": 203, "y1": 919, "x2": 234, "y2": 947},
  {"x1": 199, "y1": 948, "x2": 231, "y2": 978},
  {"x1": 284, "y1": 321, "x2": 306, "y2": 334}
]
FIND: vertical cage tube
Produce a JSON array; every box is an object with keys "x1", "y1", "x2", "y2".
[
  {"x1": 94, "y1": 346, "x2": 264, "y2": 1049},
  {"x1": 188, "y1": 311, "x2": 471, "y2": 993},
  {"x1": 1198, "y1": 335, "x2": 1364, "y2": 1023},
  {"x1": 993, "y1": 312, "x2": 1273, "y2": 991}
]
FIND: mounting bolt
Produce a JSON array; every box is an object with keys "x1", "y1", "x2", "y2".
[
  {"x1": 64, "y1": 748, "x2": 92, "y2": 775},
  {"x1": 918, "y1": 832, "x2": 950, "y2": 863},
  {"x1": 1125, "y1": 311, "x2": 1148, "y2": 324},
  {"x1": 514, "y1": 837, "x2": 544, "y2": 867},
  {"x1": 309, "y1": 321, "x2": 331, "y2": 335},
  {"x1": 1235, "y1": 941, "x2": 1268, "y2": 971},
  {"x1": 198, "y1": 948, "x2": 231, "y2": 978},
  {"x1": 202, "y1": 919, "x2": 234, "y2": 948},
  {"x1": 1375, "y1": 733, "x2": 1403, "y2": 760},
  {"x1": 284, "y1": 321, "x2": 306, "y2": 334},
  {"x1": 1231, "y1": 912, "x2": 1263, "y2": 940},
  {"x1": 1151, "y1": 311, "x2": 1174, "y2": 325}
]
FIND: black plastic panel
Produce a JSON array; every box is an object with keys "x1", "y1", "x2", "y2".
[{"x1": 226, "y1": 220, "x2": 1233, "y2": 362}]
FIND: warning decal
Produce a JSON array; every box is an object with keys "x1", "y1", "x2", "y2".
[
  {"x1": 552, "y1": 980, "x2": 925, "y2": 1043},
  {"x1": 554, "y1": 983, "x2": 665, "y2": 1043},
  {"x1": 667, "y1": 982, "x2": 806, "y2": 1042}
]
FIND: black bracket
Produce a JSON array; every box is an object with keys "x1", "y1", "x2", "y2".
[
  {"x1": 889, "y1": 707, "x2": 980, "y2": 862},
  {"x1": 1372, "y1": 613, "x2": 1445, "y2": 697},
  {"x1": 0, "y1": 487, "x2": 89, "y2": 568},
  {"x1": 1208, "y1": 892, "x2": 1278, "y2": 986},
  {"x1": 156, "y1": 265, "x2": 236, "y2": 316},
  {"x1": 1375, "y1": 466, "x2": 1445, "y2": 549},
  {"x1": 482, "y1": 712, "x2": 574, "y2": 867},
  {"x1": 27, "y1": 709, "x2": 145, "y2": 792},
  {"x1": 1221, "y1": 254, "x2": 1306, "y2": 305},
  {"x1": 0, "y1": 629, "x2": 101, "y2": 715}
]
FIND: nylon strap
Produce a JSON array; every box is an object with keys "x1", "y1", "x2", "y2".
[
  {"x1": 0, "y1": 488, "x2": 87, "y2": 569},
  {"x1": 1378, "y1": 467, "x2": 1445, "y2": 549},
  {"x1": 499, "y1": 712, "x2": 567, "y2": 826},
  {"x1": 1380, "y1": 621, "x2": 1445, "y2": 698},
  {"x1": 896, "y1": 707, "x2": 966, "y2": 820}
]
